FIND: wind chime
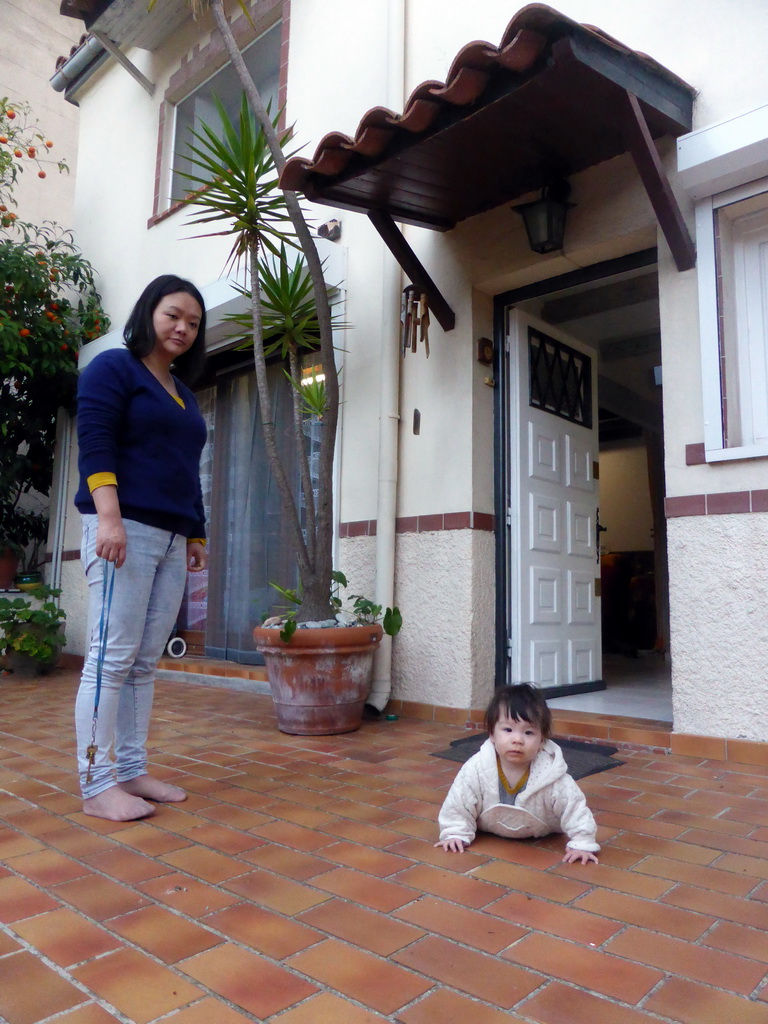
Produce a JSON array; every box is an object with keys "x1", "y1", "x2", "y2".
[{"x1": 400, "y1": 284, "x2": 430, "y2": 357}]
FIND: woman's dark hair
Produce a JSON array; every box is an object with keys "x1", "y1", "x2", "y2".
[
  {"x1": 123, "y1": 274, "x2": 207, "y2": 385},
  {"x1": 484, "y1": 683, "x2": 552, "y2": 738}
]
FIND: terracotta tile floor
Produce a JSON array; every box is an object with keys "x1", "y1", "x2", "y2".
[{"x1": 1, "y1": 669, "x2": 768, "y2": 1024}]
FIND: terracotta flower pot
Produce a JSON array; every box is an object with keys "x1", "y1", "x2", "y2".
[
  {"x1": 0, "y1": 547, "x2": 20, "y2": 591},
  {"x1": 253, "y1": 623, "x2": 383, "y2": 735},
  {"x1": 3, "y1": 647, "x2": 59, "y2": 677}
]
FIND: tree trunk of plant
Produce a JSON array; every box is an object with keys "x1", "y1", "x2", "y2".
[
  {"x1": 245, "y1": 243, "x2": 312, "y2": 584},
  {"x1": 208, "y1": 0, "x2": 338, "y2": 621}
]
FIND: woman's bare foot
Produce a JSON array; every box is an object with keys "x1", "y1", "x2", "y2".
[
  {"x1": 83, "y1": 786, "x2": 155, "y2": 821},
  {"x1": 119, "y1": 775, "x2": 187, "y2": 803}
]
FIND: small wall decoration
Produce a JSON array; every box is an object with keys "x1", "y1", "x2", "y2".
[{"x1": 477, "y1": 337, "x2": 494, "y2": 365}]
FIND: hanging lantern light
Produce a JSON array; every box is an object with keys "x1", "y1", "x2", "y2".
[{"x1": 512, "y1": 178, "x2": 574, "y2": 254}]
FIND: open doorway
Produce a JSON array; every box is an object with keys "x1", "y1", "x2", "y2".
[{"x1": 510, "y1": 259, "x2": 672, "y2": 723}]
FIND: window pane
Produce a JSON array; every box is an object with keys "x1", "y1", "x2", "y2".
[
  {"x1": 717, "y1": 191, "x2": 768, "y2": 447},
  {"x1": 171, "y1": 22, "x2": 281, "y2": 202}
]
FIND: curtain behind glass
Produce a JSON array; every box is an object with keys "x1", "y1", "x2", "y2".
[
  {"x1": 205, "y1": 365, "x2": 300, "y2": 664},
  {"x1": 177, "y1": 386, "x2": 216, "y2": 639}
]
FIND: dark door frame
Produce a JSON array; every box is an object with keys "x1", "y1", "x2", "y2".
[{"x1": 492, "y1": 247, "x2": 658, "y2": 691}]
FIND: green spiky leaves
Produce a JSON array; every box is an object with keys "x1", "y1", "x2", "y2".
[{"x1": 175, "y1": 93, "x2": 293, "y2": 267}]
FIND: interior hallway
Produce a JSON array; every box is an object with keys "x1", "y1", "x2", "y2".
[
  {"x1": 548, "y1": 652, "x2": 673, "y2": 723},
  {"x1": 1, "y1": 667, "x2": 767, "y2": 1024}
]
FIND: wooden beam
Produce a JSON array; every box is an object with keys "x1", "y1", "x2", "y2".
[
  {"x1": 91, "y1": 30, "x2": 155, "y2": 95},
  {"x1": 622, "y1": 91, "x2": 696, "y2": 272},
  {"x1": 541, "y1": 273, "x2": 657, "y2": 324},
  {"x1": 367, "y1": 210, "x2": 456, "y2": 331},
  {"x1": 600, "y1": 331, "x2": 660, "y2": 363},
  {"x1": 562, "y1": 34, "x2": 693, "y2": 133}
]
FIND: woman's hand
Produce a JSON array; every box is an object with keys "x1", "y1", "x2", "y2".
[
  {"x1": 562, "y1": 848, "x2": 599, "y2": 865},
  {"x1": 187, "y1": 541, "x2": 207, "y2": 572},
  {"x1": 91, "y1": 485, "x2": 127, "y2": 567},
  {"x1": 95, "y1": 518, "x2": 127, "y2": 567},
  {"x1": 434, "y1": 838, "x2": 469, "y2": 853}
]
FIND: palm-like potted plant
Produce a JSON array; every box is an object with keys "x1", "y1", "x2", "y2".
[{"x1": 177, "y1": 90, "x2": 400, "y2": 734}]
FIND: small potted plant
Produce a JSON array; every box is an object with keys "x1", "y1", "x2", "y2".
[
  {"x1": 14, "y1": 510, "x2": 47, "y2": 590},
  {"x1": 0, "y1": 504, "x2": 48, "y2": 592},
  {"x1": 0, "y1": 584, "x2": 66, "y2": 676}
]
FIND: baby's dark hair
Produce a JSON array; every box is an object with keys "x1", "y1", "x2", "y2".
[{"x1": 484, "y1": 683, "x2": 552, "y2": 738}]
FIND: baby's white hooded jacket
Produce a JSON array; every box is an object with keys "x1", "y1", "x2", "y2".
[{"x1": 438, "y1": 737, "x2": 600, "y2": 853}]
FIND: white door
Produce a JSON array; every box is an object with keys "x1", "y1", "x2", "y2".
[{"x1": 507, "y1": 310, "x2": 601, "y2": 689}]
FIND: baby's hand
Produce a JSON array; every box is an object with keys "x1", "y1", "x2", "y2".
[
  {"x1": 434, "y1": 838, "x2": 468, "y2": 853},
  {"x1": 562, "y1": 848, "x2": 599, "y2": 865}
]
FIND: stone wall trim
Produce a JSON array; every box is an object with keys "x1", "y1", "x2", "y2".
[
  {"x1": 665, "y1": 491, "x2": 768, "y2": 517},
  {"x1": 339, "y1": 513, "x2": 495, "y2": 538}
]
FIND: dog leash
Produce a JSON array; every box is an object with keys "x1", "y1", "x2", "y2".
[{"x1": 85, "y1": 559, "x2": 116, "y2": 784}]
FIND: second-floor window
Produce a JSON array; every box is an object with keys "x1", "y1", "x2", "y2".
[{"x1": 171, "y1": 21, "x2": 281, "y2": 204}]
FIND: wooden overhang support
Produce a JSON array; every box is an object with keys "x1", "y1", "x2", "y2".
[
  {"x1": 91, "y1": 30, "x2": 155, "y2": 96},
  {"x1": 367, "y1": 209, "x2": 456, "y2": 332},
  {"x1": 622, "y1": 91, "x2": 696, "y2": 272}
]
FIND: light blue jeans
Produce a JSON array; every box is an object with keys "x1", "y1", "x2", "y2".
[{"x1": 75, "y1": 515, "x2": 187, "y2": 798}]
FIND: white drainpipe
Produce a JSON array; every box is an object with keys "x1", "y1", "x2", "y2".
[
  {"x1": 48, "y1": 410, "x2": 73, "y2": 592},
  {"x1": 368, "y1": 0, "x2": 406, "y2": 712}
]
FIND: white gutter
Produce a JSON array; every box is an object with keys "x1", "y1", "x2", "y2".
[
  {"x1": 50, "y1": 35, "x2": 106, "y2": 94},
  {"x1": 368, "y1": 0, "x2": 406, "y2": 712}
]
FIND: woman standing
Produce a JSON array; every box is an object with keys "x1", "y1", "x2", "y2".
[{"x1": 74, "y1": 275, "x2": 208, "y2": 821}]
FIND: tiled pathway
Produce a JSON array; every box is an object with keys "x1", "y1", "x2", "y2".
[{"x1": 1, "y1": 669, "x2": 767, "y2": 1024}]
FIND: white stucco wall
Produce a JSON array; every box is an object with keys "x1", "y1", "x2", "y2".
[
  {"x1": 340, "y1": 528, "x2": 495, "y2": 709},
  {"x1": 60, "y1": 556, "x2": 88, "y2": 657},
  {"x1": 668, "y1": 513, "x2": 768, "y2": 741}
]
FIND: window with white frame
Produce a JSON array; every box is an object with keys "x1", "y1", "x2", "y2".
[
  {"x1": 696, "y1": 177, "x2": 768, "y2": 460},
  {"x1": 717, "y1": 188, "x2": 768, "y2": 449},
  {"x1": 170, "y1": 21, "x2": 281, "y2": 204}
]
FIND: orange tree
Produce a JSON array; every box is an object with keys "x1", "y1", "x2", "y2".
[{"x1": 0, "y1": 99, "x2": 108, "y2": 560}]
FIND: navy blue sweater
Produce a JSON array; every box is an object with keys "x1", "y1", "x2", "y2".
[{"x1": 75, "y1": 348, "x2": 207, "y2": 539}]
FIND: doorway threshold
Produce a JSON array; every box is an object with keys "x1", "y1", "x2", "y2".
[{"x1": 551, "y1": 708, "x2": 671, "y2": 752}]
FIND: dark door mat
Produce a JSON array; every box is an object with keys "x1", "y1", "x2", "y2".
[{"x1": 432, "y1": 734, "x2": 624, "y2": 780}]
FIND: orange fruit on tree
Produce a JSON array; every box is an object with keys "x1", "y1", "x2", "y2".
[
  {"x1": 6, "y1": 109, "x2": 16, "y2": 119},
  {"x1": 13, "y1": 149, "x2": 22, "y2": 157},
  {"x1": 19, "y1": 328, "x2": 30, "y2": 336},
  {"x1": 38, "y1": 171, "x2": 46, "y2": 179},
  {"x1": 27, "y1": 146, "x2": 35, "y2": 157},
  {"x1": 0, "y1": 135, "x2": 7, "y2": 143}
]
